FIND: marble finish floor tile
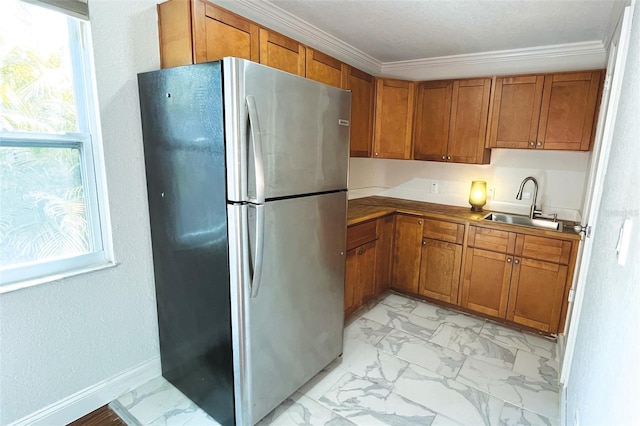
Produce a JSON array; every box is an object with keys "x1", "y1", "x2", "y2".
[
  {"x1": 376, "y1": 329, "x2": 465, "y2": 378},
  {"x1": 378, "y1": 292, "x2": 420, "y2": 313},
  {"x1": 411, "y1": 302, "x2": 485, "y2": 333},
  {"x1": 499, "y1": 403, "x2": 559, "y2": 426},
  {"x1": 429, "y1": 324, "x2": 518, "y2": 369},
  {"x1": 113, "y1": 293, "x2": 562, "y2": 426},
  {"x1": 344, "y1": 317, "x2": 393, "y2": 346},
  {"x1": 303, "y1": 341, "x2": 408, "y2": 401},
  {"x1": 456, "y1": 357, "x2": 559, "y2": 420},
  {"x1": 480, "y1": 322, "x2": 557, "y2": 359},
  {"x1": 258, "y1": 391, "x2": 355, "y2": 426},
  {"x1": 430, "y1": 414, "x2": 464, "y2": 426},
  {"x1": 117, "y1": 376, "x2": 195, "y2": 425},
  {"x1": 393, "y1": 363, "x2": 504, "y2": 426},
  {"x1": 512, "y1": 351, "x2": 559, "y2": 388},
  {"x1": 319, "y1": 372, "x2": 438, "y2": 425},
  {"x1": 361, "y1": 303, "x2": 441, "y2": 339},
  {"x1": 148, "y1": 400, "x2": 219, "y2": 426}
]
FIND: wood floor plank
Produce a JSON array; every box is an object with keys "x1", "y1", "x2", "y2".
[{"x1": 68, "y1": 405, "x2": 127, "y2": 426}]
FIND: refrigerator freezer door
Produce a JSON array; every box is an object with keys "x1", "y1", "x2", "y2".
[
  {"x1": 224, "y1": 58, "x2": 351, "y2": 202},
  {"x1": 236, "y1": 191, "x2": 347, "y2": 424}
]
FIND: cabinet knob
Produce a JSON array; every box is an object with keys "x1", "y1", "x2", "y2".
[
  {"x1": 536, "y1": 141, "x2": 542, "y2": 147},
  {"x1": 529, "y1": 141, "x2": 535, "y2": 146},
  {"x1": 374, "y1": 152, "x2": 379, "y2": 157},
  {"x1": 447, "y1": 156, "x2": 451, "y2": 160},
  {"x1": 418, "y1": 220, "x2": 422, "y2": 225},
  {"x1": 422, "y1": 240, "x2": 426, "y2": 245},
  {"x1": 506, "y1": 257, "x2": 512, "y2": 263},
  {"x1": 514, "y1": 259, "x2": 520, "y2": 264},
  {"x1": 441, "y1": 155, "x2": 446, "y2": 160}
]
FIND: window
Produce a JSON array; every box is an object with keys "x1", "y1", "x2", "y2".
[{"x1": 0, "y1": 0, "x2": 111, "y2": 291}]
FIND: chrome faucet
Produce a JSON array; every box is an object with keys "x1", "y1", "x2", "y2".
[{"x1": 516, "y1": 176, "x2": 543, "y2": 219}]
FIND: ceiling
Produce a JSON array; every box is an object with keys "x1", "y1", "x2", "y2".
[{"x1": 267, "y1": 0, "x2": 619, "y2": 63}]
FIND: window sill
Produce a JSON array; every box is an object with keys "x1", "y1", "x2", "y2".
[{"x1": 0, "y1": 261, "x2": 118, "y2": 295}]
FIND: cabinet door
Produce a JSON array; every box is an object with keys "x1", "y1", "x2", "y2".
[
  {"x1": 355, "y1": 241, "x2": 377, "y2": 307},
  {"x1": 344, "y1": 67, "x2": 375, "y2": 157},
  {"x1": 506, "y1": 257, "x2": 568, "y2": 333},
  {"x1": 391, "y1": 214, "x2": 423, "y2": 293},
  {"x1": 374, "y1": 215, "x2": 395, "y2": 294},
  {"x1": 305, "y1": 48, "x2": 343, "y2": 88},
  {"x1": 419, "y1": 239, "x2": 462, "y2": 304},
  {"x1": 448, "y1": 78, "x2": 491, "y2": 164},
  {"x1": 198, "y1": 2, "x2": 259, "y2": 63},
  {"x1": 344, "y1": 247, "x2": 358, "y2": 315},
  {"x1": 157, "y1": 0, "x2": 195, "y2": 68},
  {"x1": 488, "y1": 75, "x2": 544, "y2": 149},
  {"x1": 413, "y1": 81, "x2": 452, "y2": 161},
  {"x1": 461, "y1": 248, "x2": 512, "y2": 318},
  {"x1": 259, "y1": 28, "x2": 305, "y2": 76},
  {"x1": 537, "y1": 71, "x2": 602, "y2": 151},
  {"x1": 373, "y1": 79, "x2": 415, "y2": 159}
]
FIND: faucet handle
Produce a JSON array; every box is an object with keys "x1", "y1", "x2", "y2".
[{"x1": 531, "y1": 206, "x2": 543, "y2": 219}]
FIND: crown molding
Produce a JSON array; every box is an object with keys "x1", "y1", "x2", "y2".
[
  {"x1": 211, "y1": 0, "x2": 382, "y2": 75},
  {"x1": 381, "y1": 41, "x2": 607, "y2": 80},
  {"x1": 212, "y1": 1, "x2": 607, "y2": 81}
]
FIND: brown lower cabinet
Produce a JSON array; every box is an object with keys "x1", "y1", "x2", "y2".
[
  {"x1": 461, "y1": 225, "x2": 575, "y2": 333},
  {"x1": 347, "y1": 211, "x2": 577, "y2": 334},
  {"x1": 345, "y1": 216, "x2": 394, "y2": 316},
  {"x1": 392, "y1": 215, "x2": 465, "y2": 305}
]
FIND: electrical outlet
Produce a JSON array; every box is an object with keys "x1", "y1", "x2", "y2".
[
  {"x1": 488, "y1": 187, "x2": 495, "y2": 200},
  {"x1": 430, "y1": 183, "x2": 439, "y2": 194},
  {"x1": 522, "y1": 191, "x2": 531, "y2": 200}
]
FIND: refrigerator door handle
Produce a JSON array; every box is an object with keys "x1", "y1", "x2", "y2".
[
  {"x1": 249, "y1": 203, "x2": 265, "y2": 298},
  {"x1": 246, "y1": 95, "x2": 265, "y2": 204}
]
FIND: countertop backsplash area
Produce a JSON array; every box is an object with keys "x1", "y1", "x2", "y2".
[{"x1": 348, "y1": 149, "x2": 591, "y2": 222}]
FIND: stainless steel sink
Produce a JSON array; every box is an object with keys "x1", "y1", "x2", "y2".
[{"x1": 483, "y1": 213, "x2": 563, "y2": 232}]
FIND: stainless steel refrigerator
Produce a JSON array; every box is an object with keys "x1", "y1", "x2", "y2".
[{"x1": 137, "y1": 58, "x2": 350, "y2": 425}]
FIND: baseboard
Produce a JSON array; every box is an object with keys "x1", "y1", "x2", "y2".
[
  {"x1": 557, "y1": 332, "x2": 567, "y2": 381},
  {"x1": 8, "y1": 356, "x2": 161, "y2": 426}
]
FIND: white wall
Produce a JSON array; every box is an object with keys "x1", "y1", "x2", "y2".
[
  {"x1": 565, "y1": 3, "x2": 640, "y2": 424},
  {"x1": 349, "y1": 149, "x2": 590, "y2": 221},
  {"x1": 0, "y1": 1, "x2": 161, "y2": 424}
]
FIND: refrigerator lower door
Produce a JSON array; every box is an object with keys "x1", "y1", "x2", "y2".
[{"x1": 230, "y1": 191, "x2": 347, "y2": 424}]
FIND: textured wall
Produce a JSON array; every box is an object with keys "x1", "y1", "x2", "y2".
[
  {"x1": 565, "y1": 4, "x2": 640, "y2": 425},
  {"x1": 349, "y1": 149, "x2": 590, "y2": 220},
  {"x1": 0, "y1": 1, "x2": 161, "y2": 423}
]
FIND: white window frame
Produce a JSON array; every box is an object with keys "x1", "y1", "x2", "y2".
[{"x1": 0, "y1": 6, "x2": 113, "y2": 293}]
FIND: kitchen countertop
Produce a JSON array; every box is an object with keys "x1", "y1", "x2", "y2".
[{"x1": 348, "y1": 196, "x2": 581, "y2": 240}]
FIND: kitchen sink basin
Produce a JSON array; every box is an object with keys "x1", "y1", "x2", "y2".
[{"x1": 483, "y1": 213, "x2": 563, "y2": 232}]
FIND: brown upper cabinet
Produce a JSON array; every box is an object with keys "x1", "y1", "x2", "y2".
[
  {"x1": 158, "y1": 0, "x2": 259, "y2": 68},
  {"x1": 259, "y1": 28, "x2": 305, "y2": 76},
  {"x1": 305, "y1": 48, "x2": 344, "y2": 88},
  {"x1": 344, "y1": 67, "x2": 375, "y2": 157},
  {"x1": 414, "y1": 78, "x2": 491, "y2": 164},
  {"x1": 488, "y1": 70, "x2": 602, "y2": 151},
  {"x1": 373, "y1": 79, "x2": 415, "y2": 159}
]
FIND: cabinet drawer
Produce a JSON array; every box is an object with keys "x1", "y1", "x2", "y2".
[
  {"x1": 423, "y1": 219, "x2": 464, "y2": 244},
  {"x1": 516, "y1": 234, "x2": 572, "y2": 264},
  {"x1": 347, "y1": 220, "x2": 377, "y2": 250},
  {"x1": 468, "y1": 226, "x2": 516, "y2": 253}
]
